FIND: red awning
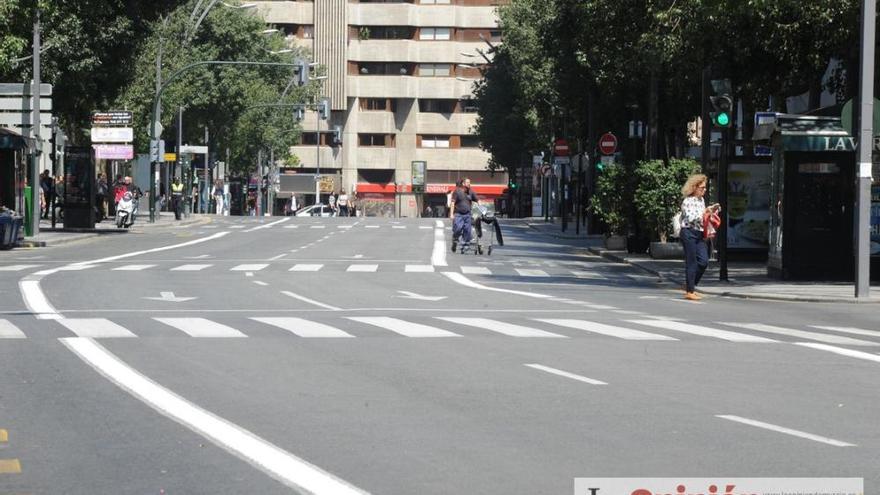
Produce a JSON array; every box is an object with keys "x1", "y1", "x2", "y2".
[{"x1": 356, "y1": 183, "x2": 508, "y2": 196}]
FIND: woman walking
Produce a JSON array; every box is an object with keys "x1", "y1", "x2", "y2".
[{"x1": 679, "y1": 174, "x2": 720, "y2": 301}]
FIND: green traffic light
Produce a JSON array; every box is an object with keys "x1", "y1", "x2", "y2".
[{"x1": 715, "y1": 112, "x2": 730, "y2": 127}]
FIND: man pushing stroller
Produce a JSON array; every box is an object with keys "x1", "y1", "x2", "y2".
[{"x1": 450, "y1": 177, "x2": 479, "y2": 253}]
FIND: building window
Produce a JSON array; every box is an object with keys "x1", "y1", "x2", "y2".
[
  {"x1": 359, "y1": 134, "x2": 394, "y2": 147},
  {"x1": 421, "y1": 135, "x2": 450, "y2": 148},
  {"x1": 301, "y1": 132, "x2": 332, "y2": 146},
  {"x1": 360, "y1": 26, "x2": 415, "y2": 40},
  {"x1": 302, "y1": 26, "x2": 314, "y2": 39},
  {"x1": 418, "y1": 99, "x2": 456, "y2": 113},
  {"x1": 360, "y1": 98, "x2": 394, "y2": 111},
  {"x1": 419, "y1": 27, "x2": 451, "y2": 41},
  {"x1": 460, "y1": 135, "x2": 481, "y2": 148},
  {"x1": 419, "y1": 64, "x2": 450, "y2": 77},
  {"x1": 460, "y1": 99, "x2": 478, "y2": 113},
  {"x1": 359, "y1": 62, "x2": 412, "y2": 75}
]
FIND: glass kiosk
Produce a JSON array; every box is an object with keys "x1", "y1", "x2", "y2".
[{"x1": 753, "y1": 114, "x2": 869, "y2": 280}]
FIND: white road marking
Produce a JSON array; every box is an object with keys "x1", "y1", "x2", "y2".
[
  {"x1": 58, "y1": 265, "x2": 97, "y2": 271},
  {"x1": 112, "y1": 264, "x2": 156, "y2": 271},
  {"x1": 515, "y1": 269, "x2": 549, "y2": 277},
  {"x1": 719, "y1": 322, "x2": 878, "y2": 346},
  {"x1": 0, "y1": 265, "x2": 40, "y2": 271},
  {"x1": 231, "y1": 264, "x2": 268, "y2": 272},
  {"x1": 570, "y1": 271, "x2": 604, "y2": 279},
  {"x1": 171, "y1": 264, "x2": 212, "y2": 271},
  {"x1": 244, "y1": 217, "x2": 290, "y2": 232},
  {"x1": 229, "y1": 225, "x2": 245, "y2": 229},
  {"x1": 537, "y1": 319, "x2": 678, "y2": 341},
  {"x1": 795, "y1": 343, "x2": 880, "y2": 364},
  {"x1": 20, "y1": 280, "x2": 62, "y2": 319},
  {"x1": 290, "y1": 264, "x2": 324, "y2": 272},
  {"x1": 60, "y1": 338, "x2": 368, "y2": 494},
  {"x1": 811, "y1": 325, "x2": 880, "y2": 338},
  {"x1": 460, "y1": 266, "x2": 491, "y2": 275},
  {"x1": 442, "y1": 272, "x2": 552, "y2": 299},
  {"x1": 57, "y1": 318, "x2": 136, "y2": 338},
  {"x1": 432, "y1": 226, "x2": 447, "y2": 267},
  {"x1": 186, "y1": 255, "x2": 213, "y2": 259},
  {"x1": 253, "y1": 281, "x2": 269, "y2": 286},
  {"x1": 438, "y1": 318, "x2": 567, "y2": 338},
  {"x1": 283, "y1": 225, "x2": 300, "y2": 229},
  {"x1": 348, "y1": 317, "x2": 460, "y2": 338},
  {"x1": 628, "y1": 320, "x2": 777, "y2": 343},
  {"x1": 524, "y1": 364, "x2": 607, "y2": 385},
  {"x1": 392, "y1": 225, "x2": 406, "y2": 229},
  {"x1": 435, "y1": 220, "x2": 444, "y2": 228},
  {"x1": 365, "y1": 225, "x2": 380, "y2": 229},
  {"x1": 252, "y1": 318, "x2": 354, "y2": 338},
  {"x1": 337, "y1": 225, "x2": 353, "y2": 229},
  {"x1": 716, "y1": 415, "x2": 855, "y2": 447},
  {"x1": 0, "y1": 320, "x2": 26, "y2": 338},
  {"x1": 419, "y1": 226, "x2": 432, "y2": 229},
  {"x1": 281, "y1": 291, "x2": 341, "y2": 311},
  {"x1": 154, "y1": 318, "x2": 246, "y2": 338},
  {"x1": 582, "y1": 304, "x2": 618, "y2": 310},
  {"x1": 310, "y1": 225, "x2": 326, "y2": 229},
  {"x1": 346, "y1": 264, "x2": 378, "y2": 272},
  {"x1": 405, "y1": 265, "x2": 435, "y2": 273},
  {"x1": 268, "y1": 254, "x2": 287, "y2": 261},
  {"x1": 611, "y1": 310, "x2": 645, "y2": 315}
]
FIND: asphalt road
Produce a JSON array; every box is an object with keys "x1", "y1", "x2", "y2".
[{"x1": 0, "y1": 215, "x2": 878, "y2": 494}]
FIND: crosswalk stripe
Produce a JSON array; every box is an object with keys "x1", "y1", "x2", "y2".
[
  {"x1": 365, "y1": 225, "x2": 380, "y2": 229},
  {"x1": 0, "y1": 320, "x2": 26, "y2": 338},
  {"x1": 283, "y1": 225, "x2": 299, "y2": 229},
  {"x1": 437, "y1": 317, "x2": 567, "y2": 338},
  {"x1": 57, "y1": 318, "x2": 136, "y2": 338},
  {"x1": 515, "y1": 269, "x2": 549, "y2": 277},
  {"x1": 231, "y1": 264, "x2": 268, "y2": 271},
  {"x1": 536, "y1": 319, "x2": 678, "y2": 341},
  {"x1": 570, "y1": 271, "x2": 604, "y2": 279},
  {"x1": 337, "y1": 225, "x2": 353, "y2": 229},
  {"x1": 229, "y1": 225, "x2": 245, "y2": 229},
  {"x1": 628, "y1": 319, "x2": 777, "y2": 343},
  {"x1": 811, "y1": 325, "x2": 880, "y2": 338},
  {"x1": 310, "y1": 225, "x2": 325, "y2": 229},
  {"x1": 154, "y1": 318, "x2": 246, "y2": 338},
  {"x1": 405, "y1": 265, "x2": 434, "y2": 273},
  {"x1": 419, "y1": 226, "x2": 433, "y2": 229},
  {"x1": 289, "y1": 264, "x2": 324, "y2": 272},
  {"x1": 112, "y1": 264, "x2": 156, "y2": 271},
  {"x1": 461, "y1": 266, "x2": 491, "y2": 275},
  {"x1": 170, "y1": 264, "x2": 212, "y2": 271},
  {"x1": 392, "y1": 226, "x2": 406, "y2": 229},
  {"x1": 0, "y1": 264, "x2": 40, "y2": 271},
  {"x1": 251, "y1": 317, "x2": 354, "y2": 338},
  {"x1": 348, "y1": 317, "x2": 460, "y2": 337},
  {"x1": 346, "y1": 264, "x2": 378, "y2": 272},
  {"x1": 719, "y1": 322, "x2": 878, "y2": 346}
]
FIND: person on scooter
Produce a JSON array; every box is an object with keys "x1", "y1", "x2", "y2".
[{"x1": 451, "y1": 177, "x2": 478, "y2": 253}]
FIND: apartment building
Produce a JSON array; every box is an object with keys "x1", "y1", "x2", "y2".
[{"x1": 253, "y1": 0, "x2": 507, "y2": 217}]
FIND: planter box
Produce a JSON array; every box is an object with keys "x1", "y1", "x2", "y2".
[
  {"x1": 605, "y1": 235, "x2": 627, "y2": 250},
  {"x1": 650, "y1": 241, "x2": 684, "y2": 259}
]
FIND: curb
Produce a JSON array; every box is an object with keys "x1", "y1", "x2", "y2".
[
  {"x1": 522, "y1": 221, "x2": 603, "y2": 241},
  {"x1": 17, "y1": 232, "x2": 100, "y2": 248},
  {"x1": 587, "y1": 247, "x2": 880, "y2": 304},
  {"x1": 19, "y1": 215, "x2": 211, "y2": 248}
]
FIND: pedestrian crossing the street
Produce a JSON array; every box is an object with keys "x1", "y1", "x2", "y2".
[{"x1": 3, "y1": 317, "x2": 880, "y2": 352}]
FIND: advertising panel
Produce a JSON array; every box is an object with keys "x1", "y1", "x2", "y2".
[{"x1": 727, "y1": 162, "x2": 771, "y2": 250}]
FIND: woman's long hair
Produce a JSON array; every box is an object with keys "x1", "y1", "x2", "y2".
[{"x1": 681, "y1": 174, "x2": 708, "y2": 197}]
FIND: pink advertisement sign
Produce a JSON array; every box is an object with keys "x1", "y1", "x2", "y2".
[{"x1": 92, "y1": 144, "x2": 133, "y2": 160}]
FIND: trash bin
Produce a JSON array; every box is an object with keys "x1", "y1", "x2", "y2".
[{"x1": 0, "y1": 214, "x2": 21, "y2": 249}]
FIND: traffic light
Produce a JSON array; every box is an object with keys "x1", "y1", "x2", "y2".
[
  {"x1": 293, "y1": 105, "x2": 305, "y2": 122},
  {"x1": 295, "y1": 59, "x2": 309, "y2": 86},
  {"x1": 318, "y1": 97, "x2": 330, "y2": 120},
  {"x1": 508, "y1": 179, "x2": 518, "y2": 190},
  {"x1": 331, "y1": 125, "x2": 342, "y2": 147},
  {"x1": 709, "y1": 78, "x2": 733, "y2": 128}
]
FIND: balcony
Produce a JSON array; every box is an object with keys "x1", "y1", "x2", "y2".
[
  {"x1": 415, "y1": 148, "x2": 490, "y2": 171},
  {"x1": 415, "y1": 112, "x2": 478, "y2": 135},
  {"x1": 348, "y1": 75, "x2": 476, "y2": 99},
  {"x1": 348, "y1": 40, "x2": 490, "y2": 64},
  {"x1": 253, "y1": 1, "x2": 313, "y2": 24},
  {"x1": 354, "y1": 147, "x2": 397, "y2": 169},
  {"x1": 355, "y1": 112, "x2": 399, "y2": 134},
  {"x1": 349, "y1": 4, "x2": 499, "y2": 28},
  {"x1": 290, "y1": 145, "x2": 341, "y2": 170}
]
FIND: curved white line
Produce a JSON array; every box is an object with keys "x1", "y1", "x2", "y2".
[
  {"x1": 61, "y1": 338, "x2": 368, "y2": 494},
  {"x1": 441, "y1": 272, "x2": 552, "y2": 299}
]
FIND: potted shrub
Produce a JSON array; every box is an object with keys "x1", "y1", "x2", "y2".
[
  {"x1": 633, "y1": 158, "x2": 701, "y2": 258},
  {"x1": 589, "y1": 162, "x2": 631, "y2": 250}
]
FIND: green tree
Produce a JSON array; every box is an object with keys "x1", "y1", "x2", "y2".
[{"x1": 633, "y1": 158, "x2": 701, "y2": 242}]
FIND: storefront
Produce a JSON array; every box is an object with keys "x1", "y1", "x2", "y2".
[
  {"x1": 754, "y1": 113, "x2": 877, "y2": 280},
  {"x1": 0, "y1": 128, "x2": 31, "y2": 215}
]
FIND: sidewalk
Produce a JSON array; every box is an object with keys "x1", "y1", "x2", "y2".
[
  {"x1": 521, "y1": 219, "x2": 880, "y2": 304},
  {"x1": 17, "y1": 212, "x2": 211, "y2": 248}
]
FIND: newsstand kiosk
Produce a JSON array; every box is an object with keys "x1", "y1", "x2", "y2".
[{"x1": 753, "y1": 114, "x2": 871, "y2": 280}]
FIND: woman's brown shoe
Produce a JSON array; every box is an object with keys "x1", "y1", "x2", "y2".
[{"x1": 684, "y1": 292, "x2": 702, "y2": 301}]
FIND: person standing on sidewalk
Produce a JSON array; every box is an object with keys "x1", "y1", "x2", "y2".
[
  {"x1": 95, "y1": 173, "x2": 108, "y2": 221},
  {"x1": 171, "y1": 177, "x2": 184, "y2": 220},
  {"x1": 451, "y1": 177, "x2": 479, "y2": 253},
  {"x1": 679, "y1": 174, "x2": 720, "y2": 301}
]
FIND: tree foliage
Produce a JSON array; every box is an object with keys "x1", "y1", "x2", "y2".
[{"x1": 633, "y1": 158, "x2": 701, "y2": 242}]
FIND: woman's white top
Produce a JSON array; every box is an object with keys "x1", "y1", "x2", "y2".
[{"x1": 681, "y1": 196, "x2": 705, "y2": 231}]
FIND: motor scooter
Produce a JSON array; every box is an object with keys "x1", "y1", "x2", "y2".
[{"x1": 115, "y1": 191, "x2": 137, "y2": 229}]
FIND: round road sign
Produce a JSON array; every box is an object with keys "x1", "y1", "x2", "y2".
[{"x1": 599, "y1": 132, "x2": 618, "y2": 155}]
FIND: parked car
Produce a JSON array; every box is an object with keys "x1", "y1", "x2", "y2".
[{"x1": 294, "y1": 204, "x2": 334, "y2": 217}]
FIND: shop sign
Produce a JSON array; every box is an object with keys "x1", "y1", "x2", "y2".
[
  {"x1": 91, "y1": 127, "x2": 133, "y2": 143},
  {"x1": 91, "y1": 111, "x2": 132, "y2": 126},
  {"x1": 92, "y1": 144, "x2": 133, "y2": 160}
]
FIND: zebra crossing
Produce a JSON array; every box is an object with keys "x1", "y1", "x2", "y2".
[
  {"x1": 0, "y1": 262, "x2": 642, "y2": 280},
  {"x1": 1, "y1": 317, "x2": 879, "y2": 350}
]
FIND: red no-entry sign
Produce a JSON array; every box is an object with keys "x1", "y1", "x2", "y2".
[
  {"x1": 554, "y1": 138, "x2": 570, "y2": 156},
  {"x1": 599, "y1": 132, "x2": 618, "y2": 155}
]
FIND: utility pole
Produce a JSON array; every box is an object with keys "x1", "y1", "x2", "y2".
[
  {"x1": 855, "y1": 0, "x2": 875, "y2": 298},
  {"x1": 30, "y1": 8, "x2": 41, "y2": 236},
  {"x1": 315, "y1": 109, "x2": 321, "y2": 206},
  {"x1": 256, "y1": 148, "x2": 262, "y2": 216},
  {"x1": 268, "y1": 147, "x2": 274, "y2": 216}
]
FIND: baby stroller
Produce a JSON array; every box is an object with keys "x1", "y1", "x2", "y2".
[{"x1": 461, "y1": 204, "x2": 504, "y2": 255}]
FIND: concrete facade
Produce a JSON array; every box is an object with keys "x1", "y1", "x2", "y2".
[{"x1": 253, "y1": 0, "x2": 506, "y2": 217}]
